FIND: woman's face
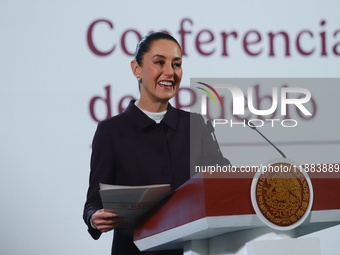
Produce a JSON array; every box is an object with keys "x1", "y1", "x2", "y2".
[{"x1": 133, "y1": 39, "x2": 182, "y2": 104}]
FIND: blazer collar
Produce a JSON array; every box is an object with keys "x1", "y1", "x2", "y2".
[{"x1": 124, "y1": 100, "x2": 178, "y2": 130}]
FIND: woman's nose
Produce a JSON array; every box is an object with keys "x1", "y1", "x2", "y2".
[{"x1": 163, "y1": 63, "x2": 174, "y2": 77}]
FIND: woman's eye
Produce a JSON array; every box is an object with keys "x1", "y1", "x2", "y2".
[
  {"x1": 173, "y1": 62, "x2": 182, "y2": 68},
  {"x1": 156, "y1": 61, "x2": 165, "y2": 65}
]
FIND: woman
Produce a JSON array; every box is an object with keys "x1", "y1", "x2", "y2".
[{"x1": 83, "y1": 32, "x2": 230, "y2": 254}]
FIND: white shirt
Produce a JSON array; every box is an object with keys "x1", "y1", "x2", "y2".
[{"x1": 134, "y1": 100, "x2": 167, "y2": 123}]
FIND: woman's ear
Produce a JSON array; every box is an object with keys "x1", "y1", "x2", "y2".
[{"x1": 130, "y1": 60, "x2": 141, "y2": 79}]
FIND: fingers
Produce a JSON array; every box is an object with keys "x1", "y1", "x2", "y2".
[
  {"x1": 99, "y1": 217, "x2": 124, "y2": 232},
  {"x1": 90, "y1": 209, "x2": 125, "y2": 232}
]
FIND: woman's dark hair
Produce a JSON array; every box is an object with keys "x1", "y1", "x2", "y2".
[{"x1": 134, "y1": 32, "x2": 182, "y2": 66}]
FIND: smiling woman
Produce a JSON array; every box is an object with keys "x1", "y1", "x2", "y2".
[
  {"x1": 130, "y1": 33, "x2": 183, "y2": 112},
  {"x1": 83, "y1": 32, "x2": 231, "y2": 255}
]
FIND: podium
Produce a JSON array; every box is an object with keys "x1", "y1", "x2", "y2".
[{"x1": 134, "y1": 164, "x2": 340, "y2": 254}]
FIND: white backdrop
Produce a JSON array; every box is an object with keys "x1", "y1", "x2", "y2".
[{"x1": 1, "y1": 0, "x2": 339, "y2": 254}]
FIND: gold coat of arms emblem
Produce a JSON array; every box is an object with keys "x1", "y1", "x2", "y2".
[{"x1": 251, "y1": 160, "x2": 313, "y2": 230}]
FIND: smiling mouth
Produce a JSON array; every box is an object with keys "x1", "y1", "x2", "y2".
[{"x1": 158, "y1": 81, "x2": 174, "y2": 87}]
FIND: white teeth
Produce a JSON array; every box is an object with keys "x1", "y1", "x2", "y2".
[{"x1": 158, "y1": 81, "x2": 173, "y2": 86}]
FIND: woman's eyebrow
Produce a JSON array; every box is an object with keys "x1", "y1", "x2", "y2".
[
  {"x1": 152, "y1": 54, "x2": 166, "y2": 59},
  {"x1": 152, "y1": 54, "x2": 182, "y2": 61}
]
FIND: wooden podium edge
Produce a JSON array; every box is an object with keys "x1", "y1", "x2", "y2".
[{"x1": 134, "y1": 210, "x2": 340, "y2": 251}]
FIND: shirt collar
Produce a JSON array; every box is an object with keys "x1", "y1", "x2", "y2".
[{"x1": 124, "y1": 100, "x2": 178, "y2": 130}]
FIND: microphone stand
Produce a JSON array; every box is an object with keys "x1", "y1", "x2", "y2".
[{"x1": 244, "y1": 119, "x2": 287, "y2": 158}]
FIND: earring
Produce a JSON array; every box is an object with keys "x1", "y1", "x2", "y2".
[{"x1": 137, "y1": 77, "x2": 142, "y2": 83}]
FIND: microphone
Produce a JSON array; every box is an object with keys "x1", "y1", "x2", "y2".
[
  {"x1": 244, "y1": 118, "x2": 287, "y2": 158},
  {"x1": 206, "y1": 120, "x2": 223, "y2": 157}
]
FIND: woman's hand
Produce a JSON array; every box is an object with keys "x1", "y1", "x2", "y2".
[{"x1": 90, "y1": 209, "x2": 124, "y2": 232}]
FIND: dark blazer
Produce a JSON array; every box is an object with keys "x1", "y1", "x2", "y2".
[{"x1": 83, "y1": 100, "x2": 230, "y2": 254}]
